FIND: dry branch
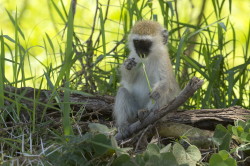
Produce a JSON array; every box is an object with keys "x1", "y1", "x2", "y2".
[{"x1": 163, "y1": 106, "x2": 250, "y2": 130}]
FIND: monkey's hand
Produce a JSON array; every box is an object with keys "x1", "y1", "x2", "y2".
[
  {"x1": 124, "y1": 58, "x2": 137, "y2": 70},
  {"x1": 138, "y1": 109, "x2": 150, "y2": 122},
  {"x1": 150, "y1": 90, "x2": 160, "y2": 101},
  {"x1": 149, "y1": 91, "x2": 160, "y2": 111}
]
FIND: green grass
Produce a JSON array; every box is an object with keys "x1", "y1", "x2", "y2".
[{"x1": 0, "y1": 0, "x2": 249, "y2": 165}]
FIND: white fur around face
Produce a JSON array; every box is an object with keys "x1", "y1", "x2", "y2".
[
  {"x1": 128, "y1": 33, "x2": 165, "y2": 58},
  {"x1": 129, "y1": 34, "x2": 153, "y2": 41}
]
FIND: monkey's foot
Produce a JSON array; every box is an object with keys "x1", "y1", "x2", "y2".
[
  {"x1": 138, "y1": 109, "x2": 150, "y2": 122},
  {"x1": 118, "y1": 125, "x2": 131, "y2": 137},
  {"x1": 124, "y1": 58, "x2": 137, "y2": 70}
]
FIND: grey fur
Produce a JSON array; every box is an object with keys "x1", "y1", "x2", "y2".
[{"x1": 114, "y1": 21, "x2": 180, "y2": 135}]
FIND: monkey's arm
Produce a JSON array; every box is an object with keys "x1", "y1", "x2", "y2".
[
  {"x1": 153, "y1": 58, "x2": 180, "y2": 100},
  {"x1": 151, "y1": 79, "x2": 179, "y2": 98},
  {"x1": 150, "y1": 71, "x2": 180, "y2": 111}
]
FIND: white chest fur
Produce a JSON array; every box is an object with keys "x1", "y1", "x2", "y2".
[{"x1": 127, "y1": 58, "x2": 160, "y2": 108}]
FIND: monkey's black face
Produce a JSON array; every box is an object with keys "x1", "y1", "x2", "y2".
[{"x1": 133, "y1": 39, "x2": 152, "y2": 58}]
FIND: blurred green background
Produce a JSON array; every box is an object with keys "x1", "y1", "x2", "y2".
[
  {"x1": 0, "y1": 0, "x2": 249, "y2": 108},
  {"x1": 1, "y1": 0, "x2": 249, "y2": 82}
]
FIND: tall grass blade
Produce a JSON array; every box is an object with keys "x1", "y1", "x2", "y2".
[
  {"x1": 0, "y1": 32, "x2": 5, "y2": 107},
  {"x1": 230, "y1": 23, "x2": 236, "y2": 60},
  {"x1": 5, "y1": 9, "x2": 25, "y2": 40},
  {"x1": 227, "y1": 70, "x2": 234, "y2": 106},
  {"x1": 245, "y1": 21, "x2": 250, "y2": 58},
  {"x1": 99, "y1": 7, "x2": 106, "y2": 57},
  {"x1": 60, "y1": 0, "x2": 68, "y2": 18},
  {"x1": 62, "y1": 3, "x2": 75, "y2": 136},
  {"x1": 175, "y1": 28, "x2": 189, "y2": 76},
  {"x1": 51, "y1": 0, "x2": 66, "y2": 23},
  {"x1": 211, "y1": 0, "x2": 218, "y2": 18}
]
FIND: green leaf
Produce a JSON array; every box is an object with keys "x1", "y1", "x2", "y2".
[
  {"x1": 51, "y1": 0, "x2": 66, "y2": 23},
  {"x1": 0, "y1": 32, "x2": 4, "y2": 107},
  {"x1": 181, "y1": 54, "x2": 209, "y2": 80},
  {"x1": 160, "y1": 143, "x2": 172, "y2": 153},
  {"x1": 146, "y1": 155, "x2": 161, "y2": 166},
  {"x1": 187, "y1": 18, "x2": 225, "y2": 38},
  {"x1": 139, "y1": 144, "x2": 179, "y2": 166},
  {"x1": 146, "y1": 153, "x2": 178, "y2": 166},
  {"x1": 88, "y1": 123, "x2": 114, "y2": 135},
  {"x1": 135, "y1": 154, "x2": 146, "y2": 166},
  {"x1": 186, "y1": 145, "x2": 201, "y2": 162},
  {"x1": 237, "y1": 126, "x2": 244, "y2": 133},
  {"x1": 172, "y1": 143, "x2": 201, "y2": 166},
  {"x1": 239, "y1": 132, "x2": 250, "y2": 142},
  {"x1": 160, "y1": 153, "x2": 178, "y2": 166},
  {"x1": 61, "y1": 2, "x2": 75, "y2": 136},
  {"x1": 224, "y1": 158, "x2": 237, "y2": 166},
  {"x1": 212, "y1": 124, "x2": 232, "y2": 151},
  {"x1": 209, "y1": 153, "x2": 225, "y2": 166},
  {"x1": 91, "y1": 134, "x2": 111, "y2": 156},
  {"x1": 175, "y1": 28, "x2": 189, "y2": 76},
  {"x1": 244, "y1": 120, "x2": 250, "y2": 131},
  {"x1": 166, "y1": 1, "x2": 174, "y2": 17},
  {"x1": 218, "y1": 23, "x2": 224, "y2": 50},
  {"x1": 113, "y1": 154, "x2": 134, "y2": 166},
  {"x1": 237, "y1": 120, "x2": 246, "y2": 128},
  {"x1": 99, "y1": 7, "x2": 106, "y2": 56},
  {"x1": 172, "y1": 143, "x2": 187, "y2": 165},
  {"x1": 231, "y1": 126, "x2": 239, "y2": 136},
  {"x1": 218, "y1": 150, "x2": 230, "y2": 160},
  {"x1": 5, "y1": 9, "x2": 25, "y2": 39},
  {"x1": 209, "y1": 150, "x2": 237, "y2": 166},
  {"x1": 146, "y1": 143, "x2": 161, "y2": 156}
]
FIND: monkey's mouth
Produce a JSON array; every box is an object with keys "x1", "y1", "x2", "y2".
[
  {"x1": 137, "y1": 52, "x2": 147, "y2": 58},
  {"x1": 133, "y1": 39, "x2": 152, "y2": 58}
]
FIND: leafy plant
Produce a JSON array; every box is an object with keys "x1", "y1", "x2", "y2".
[
  {"x1": 209, "y1": 150, "x2": 237, "y2": 166},
  {"x1": 228, "y1": 120, "x2": 250, "y2": 143},
  {"x1": 113, "y1": 142, "x2": 202, "y2": 166},
  {"x1": 212, "y1": 124, "x2": 232, "y2": 151},
  {"x1": 172, "y1": 143, "x2": 201, "y2": 166},
  {"x1": 211, "y1": 120, "x2": 250, "y2": 165}
]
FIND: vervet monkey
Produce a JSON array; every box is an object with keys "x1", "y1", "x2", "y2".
[{"x1": 114, "y1": 20, "x2": 180, "y2": 135}]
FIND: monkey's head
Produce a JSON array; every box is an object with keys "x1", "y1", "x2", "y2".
[{"x1": 128, "y1": 20, "x2": 168, "y2": 58}]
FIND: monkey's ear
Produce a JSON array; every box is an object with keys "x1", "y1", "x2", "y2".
[{"x1": 162, "y1": 29, "x2": 169, "y2": 45}]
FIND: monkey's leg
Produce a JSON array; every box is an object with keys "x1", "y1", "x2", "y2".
[{"x1": 114, "y1": 87, "x2": 139, "y2": 135}]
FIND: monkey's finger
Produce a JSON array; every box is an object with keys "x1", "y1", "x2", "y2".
[
  {"x1": 138, "y1": 109, "x2": 150, "y2": 122},
  {"x1": 150, "y1": 91, "x2": 161, "y2": 100}
]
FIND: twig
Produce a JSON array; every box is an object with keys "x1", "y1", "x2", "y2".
[{"x1": 135, "y1": 124, "x2": 153, "y2": 152}]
